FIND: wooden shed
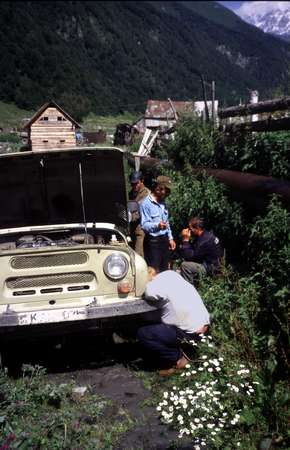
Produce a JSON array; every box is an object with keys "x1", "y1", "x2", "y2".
[{"x1": 23, "y1": 101, "x2": 81, "y2": 151}]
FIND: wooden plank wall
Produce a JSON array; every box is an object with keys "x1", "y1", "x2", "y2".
[{"x1": 30, "y1": 107, "x2": 76, "y2": 150}]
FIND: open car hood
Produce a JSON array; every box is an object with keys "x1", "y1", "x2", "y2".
[{"x1": 0, "y1": 147, "x2": 128, "y2": 230}]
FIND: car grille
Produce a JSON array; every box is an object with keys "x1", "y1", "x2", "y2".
[
  {"x1": 10, "y1": 252, "x2": 88, "y2": 269},
  {"x1": 6, "y1": 272, "x2": 95, "y2": 289}
]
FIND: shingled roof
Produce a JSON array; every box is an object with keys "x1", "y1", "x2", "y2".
[{"x1": 23, "y1": 100, "x2": 81, "y2": 129}]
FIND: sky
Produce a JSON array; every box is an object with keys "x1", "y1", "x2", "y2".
[
  {"x1": 218, "y1": 1, "x2": 290, "y2": 16},
  {"x1": 218, "y1": 1, "x2": 243, "y2": 12}
]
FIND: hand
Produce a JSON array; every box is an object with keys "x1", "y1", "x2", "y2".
[
  {"x1": 169, "y1": 239, "x2": 176, "y2": 251},
  {"x1": 159, "y1": 220, "x2": 168, "y2": 230},
  {"x1": 181, "y1": 228, "x2": 191, "y2": 241}
]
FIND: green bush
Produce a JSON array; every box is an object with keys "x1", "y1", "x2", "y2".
[
  {"x1": 162, "y1": 169, "x2": 244, "y2": 254},
  {"x1": 156, "y1": 333, "x2": 267, "y2": 450},
  {"x1": 156, "y1": 269, "x2": 289, "y2": 448},
  {"x1": 166, "y1": 115, "x2": 222, "y2": 172},
  {"x1": 0, "y1": 364, "x2": 133, "y2": 449},
  {"x1": 148, "y1": 115, "x2": 290, "y2": 448},
  {"x1": 216, "y1": 131, "x2": 290, "y2": 178},
  {"x1": 163, "y1": 115, "x2": 290, "y2": 179},
  {"x1": 0, "y1": 133, "x2": 21, "y2": 143},
  {"x1": 246, "y1": 196, "x2": 290, "y2": 378}
]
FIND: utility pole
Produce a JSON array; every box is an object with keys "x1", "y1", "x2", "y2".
[
  {"x1": 211, "y1": 80, "x2": 215, "y2": 127},
  {"x1": 200, "y1": 74, "x2": 210, "y2": 122}
]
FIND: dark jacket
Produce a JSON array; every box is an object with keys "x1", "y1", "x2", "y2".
[
  {"x1": 179, "y1": 230, "x2": 224, "y2": 275},
  {"x1": 129, "y1": 185, "x2": 150, "y2": 223}
]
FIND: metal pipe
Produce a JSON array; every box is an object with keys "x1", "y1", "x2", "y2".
[{"x1": 127, "y1": 153, "x2": 290, "y2": 211}]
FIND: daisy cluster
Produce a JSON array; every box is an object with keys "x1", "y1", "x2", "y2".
[{"x1": 156, "y1": 335, "x2": 260, "y2": 448}]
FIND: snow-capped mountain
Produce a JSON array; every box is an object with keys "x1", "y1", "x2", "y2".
[{"x1": 238, "y1": 2, "x2": 290, "y2": 41}]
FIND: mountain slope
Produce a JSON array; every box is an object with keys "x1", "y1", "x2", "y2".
[{"x1": 0, "y1": 1, "x2": 289, "y2": 119}]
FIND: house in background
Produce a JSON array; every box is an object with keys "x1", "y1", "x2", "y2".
[
  {"x1": 134, "y1": 98, "x2": 219, "y2": 157},
  {"x1": 23, "y1": 101, "x2": 81, "y2": 151},
  {"x1": 144, "y1": 99, "x2": 218, "y2": 130}
]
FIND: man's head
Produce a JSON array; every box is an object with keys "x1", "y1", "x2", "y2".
[
  {"x1": 188, "y1": 216, "x2": 204, "y2": 236},
  {"x1": 129, "y1": 171, "x2": 144, "y2": 193},
  {"x1": 152, "y1": 175, "x2": 173, "y2": 201}
]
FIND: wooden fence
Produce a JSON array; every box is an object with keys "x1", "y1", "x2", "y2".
[{"x1": 218, "y1": 96, "x2": 290, "y2": 133}]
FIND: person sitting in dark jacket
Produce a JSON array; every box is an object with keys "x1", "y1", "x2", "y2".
[{"x1": 179, "y1": 216, "x2": 224, "y2": 284}]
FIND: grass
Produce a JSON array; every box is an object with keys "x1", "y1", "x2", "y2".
[
  {"x1": 0, "y1": 365, "x2": 136, "y2": 449},
  {"x1": 0, "y1": 101, "x2": 34, "y2": 130},
  {"x1": 81, "y1": 111, "x2": 140, "y2": 132}
]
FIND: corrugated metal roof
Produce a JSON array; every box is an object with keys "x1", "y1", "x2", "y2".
[{"x1": 145, "y1": 100, "x2": 194, "y2": 119}]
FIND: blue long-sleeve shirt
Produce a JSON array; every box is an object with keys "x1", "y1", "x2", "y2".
[{"x1": 140, "y1": 194, "x2": 173, "y2": 240}]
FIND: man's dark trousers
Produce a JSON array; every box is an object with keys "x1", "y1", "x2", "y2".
[
  {"x1": 144, "y1": 234, "x2": 169, "y2": 272},
  {"x1": 137, "y1": 323, "x2": 182, "y2": 367}
]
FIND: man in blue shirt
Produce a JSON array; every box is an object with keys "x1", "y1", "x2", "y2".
[{"x1": 140, "y1": 175, "x2": 176, "y2": 272}]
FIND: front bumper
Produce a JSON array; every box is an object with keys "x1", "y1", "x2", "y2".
[{"x1": 0, "y1": 298, "x2": 157, "y2": 331}]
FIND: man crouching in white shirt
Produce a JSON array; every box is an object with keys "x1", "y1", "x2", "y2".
[{"x1": 137, "y1": 267, "x2": 210, "y2": 376}]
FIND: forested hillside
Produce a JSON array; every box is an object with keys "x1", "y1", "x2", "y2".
[{"x1": 1, "y1": 1, "x2": 290, "y2": 119}]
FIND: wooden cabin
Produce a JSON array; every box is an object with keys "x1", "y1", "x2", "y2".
[{"x1": 23, "y1": 101, "x2": 81, "y2": 151}]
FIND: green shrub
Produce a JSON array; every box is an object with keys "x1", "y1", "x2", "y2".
[
  {"x1": 162, "y1": 169, "x2": 244, "y2": 253},
  {"x1": 156, "y1": 334, "x2": 267, "y2": 449},
  {"x1": 0, "y1": 133, "x2": 21, "y2": 143},
  {"x1": 246, "y1": 196, "x2": 290, "y2": 378},
  {"x1": 166, "y1": 115, "x2": 222, "y2": 172},
  {"x1": 162, "y1": 115, "x2": 290, "y2": 179},
  {"x1": 232, "y1": 131, "x2": 290, "y2": 178},
  {"x1": 0, "y1": 364, "x2": 133, "y2": 449}
]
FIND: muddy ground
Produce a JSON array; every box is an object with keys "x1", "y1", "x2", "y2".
[{"x1": 1, "y1": 333, "x2": 194, "y2": 450}]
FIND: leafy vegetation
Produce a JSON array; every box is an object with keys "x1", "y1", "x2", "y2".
[
  {"x1": 0, "y1": 1, "x2": 290, "y2": 119},
  {"x1": 0, "y1": 365, "x2": 134, "y2": 449},
  {"x1": 163, "y1": 169, "x2": 244, "y2": 257},
  {"x1": 149, "y1": 117, "x2": 290, "y2": 448},
  {"x1": 0, "y1": 106, "x2": 289, "y2": 448},
  {"x1": 166, "y1": 115, "x2": 290, "y2": 179},
  {"x1": 156, "y1": 334, "x2": 267, "y2": 449},
  {"x1": 0, "y1": 133, "x2": 21, "y2": 143}
]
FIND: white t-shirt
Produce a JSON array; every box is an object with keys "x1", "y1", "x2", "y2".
[{"x1": 145, "y1": 270, "x2": 210, "y2": 333}]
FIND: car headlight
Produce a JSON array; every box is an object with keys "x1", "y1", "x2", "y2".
[{"x1": 103, "y1": 253, "x2": 129, "y2": 280}]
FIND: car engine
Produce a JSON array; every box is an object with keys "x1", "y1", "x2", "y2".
[
  {"x1": 16, "y1": 234, "x2": 77, "y2": 248},
  {"x1": 0, "y1": 229, "x2": 124, "y2": 251}
]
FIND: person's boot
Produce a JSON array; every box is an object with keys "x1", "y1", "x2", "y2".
[
  {"x1": 176, "y1": 354, "x2": 191, "y2": 369},
  {"x1": 159, "y1": 367, "x2": 176, "y2": 376}
]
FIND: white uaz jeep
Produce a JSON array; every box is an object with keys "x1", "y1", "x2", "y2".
[{"x1": 0, "y1": 147, "x2": 155, "y2": 339}]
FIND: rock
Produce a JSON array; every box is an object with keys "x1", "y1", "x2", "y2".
[{"x1": 72, "y1": 386, "x2": 88, "y2": 396}]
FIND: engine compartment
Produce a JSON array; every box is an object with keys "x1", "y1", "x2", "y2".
[{"x1": 0, "y1": 227, "x2": 126, "y2": 251}]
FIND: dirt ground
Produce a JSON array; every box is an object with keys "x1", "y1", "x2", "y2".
[{"x1": 1, "y1": 333, "x2": 194, "y2": 450}]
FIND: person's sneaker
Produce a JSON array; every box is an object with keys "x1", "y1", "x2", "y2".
[{"x1": 176, "y1": 354, "x2": 191, "y2": 369}]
